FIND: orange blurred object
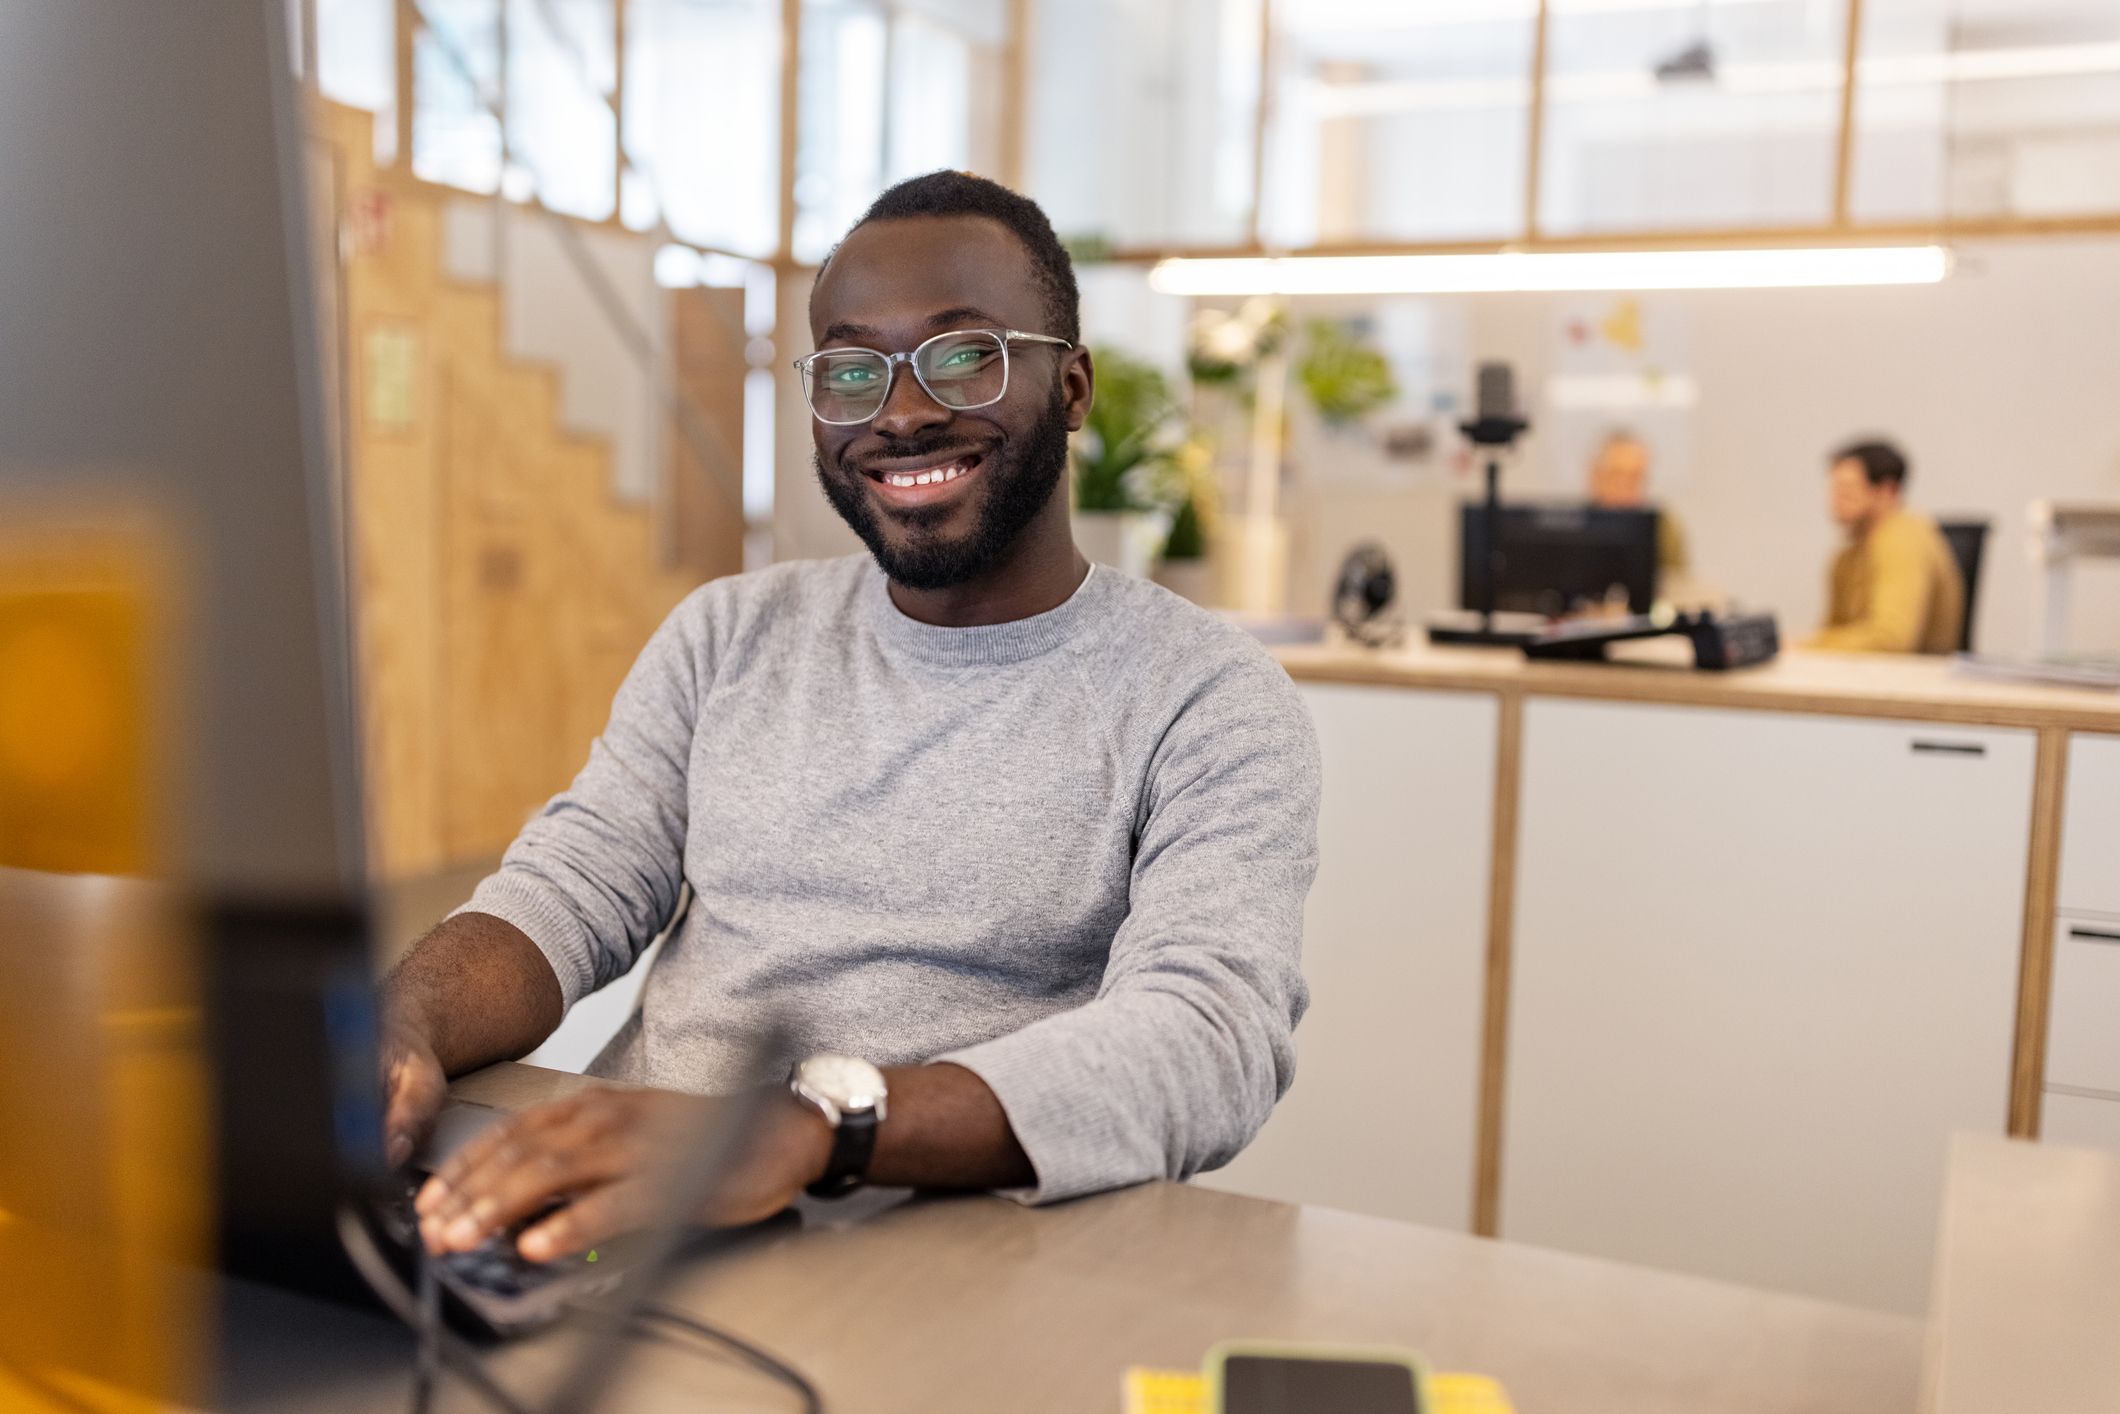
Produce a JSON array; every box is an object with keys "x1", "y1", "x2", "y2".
[{"x1": 0, "y1": 511, "x2": 210, "y2": 1409}]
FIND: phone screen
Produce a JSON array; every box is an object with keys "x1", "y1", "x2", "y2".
[{"x1": 1219, "y1": 1354, "x2": 1425, "y2": 1414}]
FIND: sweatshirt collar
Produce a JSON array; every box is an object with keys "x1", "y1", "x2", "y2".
[{"x1": 865, "y1": 559, "x2": 1104, "y2": 668}]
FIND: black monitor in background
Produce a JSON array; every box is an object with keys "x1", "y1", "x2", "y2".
[{"x1": 1459, "y1": 502, "x2": 1662, "y2": 618}]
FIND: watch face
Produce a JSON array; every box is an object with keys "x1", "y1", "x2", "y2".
[{"x1": 796, "y1": 1055, "x2": 886, "y2": 1111}]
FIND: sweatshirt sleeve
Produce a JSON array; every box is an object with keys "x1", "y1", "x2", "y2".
[
  {"x1": 452, "y1": 594, "x2": 707, "y2": 1009},
  {"x1": 938, "y1": 657, "x2": 1322, "y2": 1204}
]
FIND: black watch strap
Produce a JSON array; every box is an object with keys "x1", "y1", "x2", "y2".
[{"x1": 804, "y1": 1106, "x2": 879, "y2": 1200}]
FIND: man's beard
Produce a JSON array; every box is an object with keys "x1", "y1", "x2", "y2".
[{"x1": 816, "y1": 387, "x2": 1071, "y2": 592}]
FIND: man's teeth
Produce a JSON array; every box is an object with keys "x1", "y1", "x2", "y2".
[{"x1": 883, "y1": 462, "x2": 970, "y2": 488}]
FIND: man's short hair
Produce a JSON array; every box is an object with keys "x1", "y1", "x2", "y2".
[
  {"x1": 813, "y1": 170, "x2": 1081, "y2": 344},
  {"x1": 1832, "y1": 438, "x2": 1909, "y2": 490}
]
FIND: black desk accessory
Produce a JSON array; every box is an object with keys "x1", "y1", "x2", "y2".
[
  {"x1": 1428, "y1": 362, "x2": 1539, "y2": 647},
  {"x1": 1333, "y1": 541, "x2": 1404, "y2": 648},
  {"x1": 1521, "y1": 610, "x2": 1781, "y2": 670}
]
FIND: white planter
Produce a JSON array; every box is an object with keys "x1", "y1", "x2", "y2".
[{"x1": 1074, "y1": 509, "x2": 1170, "y2": 581}]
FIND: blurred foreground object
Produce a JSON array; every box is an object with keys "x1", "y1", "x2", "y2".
[
  {"x1": 1, "y1": 0, "x2": 368, "y2": 1401},
  {"x1": 0, "y1": 518, "x2": 209, "y2": 1408}
]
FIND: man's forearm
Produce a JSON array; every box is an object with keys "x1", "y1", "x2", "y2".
[
  {"x1": 863, "y1": 1062, "x2": 1034, "y2": 1191},
  {"x1": 384, "y1": 911, "x2": 565, "y2": 1075}
]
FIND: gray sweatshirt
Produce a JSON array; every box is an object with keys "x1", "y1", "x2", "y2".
[{"x1": 458, "y1": 555, "x2": 1321, "y2": 1203}]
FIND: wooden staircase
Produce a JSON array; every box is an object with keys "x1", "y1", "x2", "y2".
[{"x1": 311, "y1": 102, "x2": 741, "y2": 880}]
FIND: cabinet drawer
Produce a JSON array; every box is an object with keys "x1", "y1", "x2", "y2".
[
  {"x1": 2059, "y1": 734, "x2": 2120, "y2": 918},
  {"x1": 2046, "y1": 918, "x2": 2120, "y2": 1094},
  {"x1": 2044, "y1": 1090, "x2": 2120, "y2": 1154}
]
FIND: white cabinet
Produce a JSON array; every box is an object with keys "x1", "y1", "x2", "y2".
[
  {"x1": 1500, "y1": 700, "x2": 2035, "y2": 1314},
  {"x1": 1197, "y1": 683, "x2": 1496, "y2": 1231},
  {"x1": 2046, "y1": 919, "x2": 2120, "y2": 1096},
  {"x1": 2058, "y1": 733, "x2": 2120, "y2": 919}
]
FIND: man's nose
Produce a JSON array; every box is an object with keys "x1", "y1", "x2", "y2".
[{"x1": 869, "y1": 360, "x2": 953, "y2": 441}]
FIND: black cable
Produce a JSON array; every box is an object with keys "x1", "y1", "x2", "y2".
[
  {"x1": 626, "y1": 1302, "x2": 824, "y2": 1414},
  {"x1": 340, "y1": 1199, "x2": 827, "y2": 1413},
  {"x1": 334, "y1": 1204, "x2": 535, "y2": 1414},
  {"x1": 412, "y1": 1243, "x2": 441, "y2": 1414}
]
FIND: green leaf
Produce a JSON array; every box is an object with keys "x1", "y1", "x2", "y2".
[
  {"x1": 1297, "y1": 318, "x2": 1398, "y2": 426},
  {"x1": 1074, "y1": 347, "x2": 1181, "y2": 512}
]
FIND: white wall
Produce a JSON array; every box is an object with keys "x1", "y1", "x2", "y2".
[
  {"x1": 772, "y1": 266, "x2": 863, "y2": 564},
  {"x1": 1462, "y1": 237, "x2": 2120, "y2": 656},
  {"x1": 1076, "y1": 239, "x2": 2120, "y2": 659},
  {"x1": 441, "y1": 199, "x2": 666, "y2": 506}
]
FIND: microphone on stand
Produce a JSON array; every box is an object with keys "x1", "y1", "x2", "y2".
[
  {"x1": 1428, "y1": 361, "x2": 1539, "y2": 646},
  {"x1": 1462, "y1": 361, "x2": 1531, "y2": 449}
]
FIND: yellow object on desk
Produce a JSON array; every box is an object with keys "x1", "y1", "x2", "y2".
[{"x1": 1124, "y1": 1368, "x2": 1514, "y2": 1414}]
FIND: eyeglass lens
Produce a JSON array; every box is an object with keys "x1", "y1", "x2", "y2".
[{"x1": 805, "y1": 331, "x2": 1008, "y2": 422}]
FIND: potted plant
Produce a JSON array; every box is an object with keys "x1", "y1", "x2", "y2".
[
  {"x1": 1298, "y1": 317, "x2": 1399, "y2": 429},
  {"x1": 1152, "y1": 438, "x2": 1218, "y2": 604},
  {"x1": 1073, "y1": 346, "x2": 1181, "y2": 578}
]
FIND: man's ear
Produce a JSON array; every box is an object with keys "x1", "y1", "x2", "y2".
[{"x1": 1064, "y1": 347, "x2": 1094, "y2": 433}]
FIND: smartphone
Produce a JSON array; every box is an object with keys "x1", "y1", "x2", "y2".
[{"x1": 1207, "y1": 1340, "x2": 1430, "y2": 1414}]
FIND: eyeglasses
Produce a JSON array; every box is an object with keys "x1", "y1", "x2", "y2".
[{"x1": 793, "y1": 328, "x2": 1074, "y2": 426}]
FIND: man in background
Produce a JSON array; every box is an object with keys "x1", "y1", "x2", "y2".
[
  {"x1": 1806, "y1": 438, "x2": 1965, "y2": 655},
  {"x1": 1588, "y1": 429, "x2": 1688, "y2": 577}
]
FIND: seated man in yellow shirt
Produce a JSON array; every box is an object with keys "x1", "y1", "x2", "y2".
[{"x1": 1806, "y1": 439, "x2": 1965, "y2": 655}]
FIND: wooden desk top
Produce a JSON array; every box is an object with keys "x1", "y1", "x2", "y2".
[
  {"x1": 1276, "y1": 639, "x2": 2120, "y2": 734},
  {"x1": 1925, "y1": 1135, "x2": 2120, "y2": 1414},
  {"x1": 426, "y1": 1064, "x2": 1924, "y2": 1414}
]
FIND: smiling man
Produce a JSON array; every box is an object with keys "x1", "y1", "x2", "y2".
[{"x1": 384, "y1": 172, "x2": 1321, "y2": 1263}]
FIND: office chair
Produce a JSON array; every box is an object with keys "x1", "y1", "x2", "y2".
[{"x1": 1938, "y1": 520, "x2": 1991, "y2": 653}]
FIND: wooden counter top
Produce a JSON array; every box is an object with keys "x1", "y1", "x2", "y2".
[{"x1": 1276, "y1": 639, "x2": 2120, "y2": 734}]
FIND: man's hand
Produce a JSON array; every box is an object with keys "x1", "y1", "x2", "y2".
[
  {"x1": 413, "y1": 1085, "x2": 832, "y2": 1262},
  {"x1": 381, "y1": 1013, "x2": 449, "y2": 1169}
]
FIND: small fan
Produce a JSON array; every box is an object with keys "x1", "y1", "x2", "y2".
[{"x1": 1333, "y1": 541, "x2": 1403, "y2": 649}]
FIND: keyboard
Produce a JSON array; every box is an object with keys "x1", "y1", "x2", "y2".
[
  {"x1": 378, "y1": 1179, "x2": 621, "y2": 1338},
  {"x1": 1521, "y1": 609, "x2": 1780, "y2": 670}
]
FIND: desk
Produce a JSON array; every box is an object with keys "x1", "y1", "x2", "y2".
[
  {"x1": 217, "y1": 1062, "x2": 1922, "y2": 1413},
  {"x1": 1925, "y1": 1134, "x2": 2120, "y2": 1414},
  {"x1": 1277, "y1": 637, "x2": 2120, "y2": 734}
]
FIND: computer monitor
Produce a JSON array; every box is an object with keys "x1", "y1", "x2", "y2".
[
  {"x1": 1, "y1": 0, "x2": 381, "y2": 1308},
  {"x1": 1459, "y1": 502, "x2": 1662, "y2": 618}
]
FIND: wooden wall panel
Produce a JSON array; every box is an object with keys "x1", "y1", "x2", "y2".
[{"x1": 313, "y1": 102, "x2": 736, "y2": 880}]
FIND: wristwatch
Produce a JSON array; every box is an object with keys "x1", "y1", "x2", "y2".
[{"x1": 788, "y1": 1054, "x2": 888, "y2": 1199}]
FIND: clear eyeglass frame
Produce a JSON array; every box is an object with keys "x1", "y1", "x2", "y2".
[{"x1": 793, "y1": 327, "x2": 1075, "y2": 426}]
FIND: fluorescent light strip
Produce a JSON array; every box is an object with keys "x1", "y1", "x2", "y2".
[
  {"x1": 1309, "y1": 43, "x2": 2120, "y2": 118},
  {"x1": 1147, "y1": 246, "x2": 1952, "y2": 296}
]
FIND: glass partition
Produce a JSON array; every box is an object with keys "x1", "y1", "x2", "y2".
[
  {"x1": 1851, "y1": 0, "x2": 2120, "y2": 222},
  {"x1": 1536, "y1": 0, "x2": 1850, "y2": 235},
  {"x1": 413, "y1": 0, "x2": 505, "y2": 195},
  {"x1": 623, "y1": 0, "x2": 782, "y2": 257},
  {"x1": 506, "y1": 0, "x2": 618, "y2": 219},
  {"x1": 317, "y1": 0, "x2": 398, "y2": 161},
  {"x1": 1025, "y1": 0, "x2": 1263, "y2": 251},
  {"x1": 1263, "y1": 1, "x2": 1537, "y2": 247}
]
